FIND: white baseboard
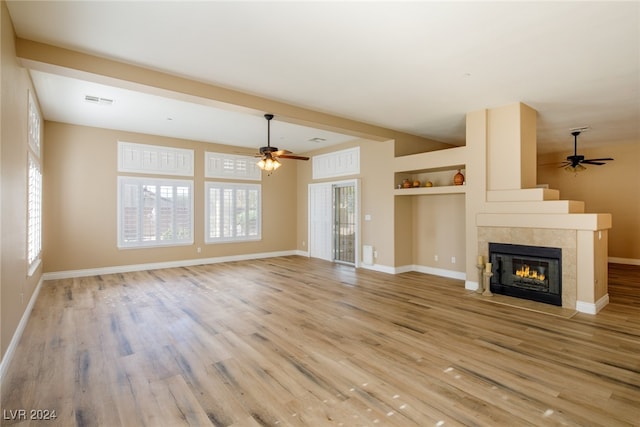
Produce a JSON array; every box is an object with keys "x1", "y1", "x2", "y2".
[
  {"x1": 608, "y1": 257, "x2": 640, "y2": 266},
  {"x1": 412, "y1": 265, "x2": 466, "y2": 281},
  {"x1": 360, "y1": 263, "x2": 398, "y2": 274},
  {"x1": 392, "y1": 265, "x2": 414, "y2": 274},
  {"x1": 360, "y1": 263, "x2": 467, "y2": 281},
  {"x1": 576, "y1": 293, "x2": 610, "y2": 314},
  {"x1": 42, "y1": 250, "x2": 300, "y2": 280},
  {"x1": 0, "y1": 276, "x2": 44, "y2": 385}
]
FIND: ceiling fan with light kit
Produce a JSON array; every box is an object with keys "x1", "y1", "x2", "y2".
[
  {"x1": 560, "y1": 129, "x2": 614, "y2": 173},
  {"x1": 256, "y1": 114, "x2": 309, "y2": 173}
]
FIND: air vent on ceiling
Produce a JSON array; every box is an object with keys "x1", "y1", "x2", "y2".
[
  {"x1": 84, "y1": 95, "x2": 114, "y2": 105},
  {"x1": 309, "y1": 137, "x2": 327, "y2": 143}
]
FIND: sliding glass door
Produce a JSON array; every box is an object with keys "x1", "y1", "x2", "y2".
[
  {"x1": 308, "y1": 179, "x2": 359, "y2": 266},
  {"x1": 333, "y1": 183, "x2": 356, "y2": 264}
]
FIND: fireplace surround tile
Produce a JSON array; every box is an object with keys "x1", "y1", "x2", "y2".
[{"x1": 478, "y1": 227, "x2": 577, "y2": 309}]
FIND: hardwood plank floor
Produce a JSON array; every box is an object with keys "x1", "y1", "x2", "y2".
[{"x1": 2, "y1": 258, "x2": 639, "y2": 426}]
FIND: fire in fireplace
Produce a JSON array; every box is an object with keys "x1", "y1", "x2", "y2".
[{"x1": 489, "y1": 243, "x2": 562, "y2": 306}]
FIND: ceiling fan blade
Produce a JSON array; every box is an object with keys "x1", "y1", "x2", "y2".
[
  {"x1": 272, "y1": 149, "x2": 292, "y2": 156},
  {"x1": 278, "y1": 154, "x2": 310, "y2": 161},
  {"x1": 581, "y1": 160, "x2": 607, "y2": 165},
  {"x1": 583, "y1": 157, "x2": 614, "y2": 162}
]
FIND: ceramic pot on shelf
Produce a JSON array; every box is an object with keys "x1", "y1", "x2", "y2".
[
  {"x1": 453, "y1": 170, "x2": 465, "y2": 185},
  {"x1": 402, "y1": 178, "x2": 412, "y2": 189}
]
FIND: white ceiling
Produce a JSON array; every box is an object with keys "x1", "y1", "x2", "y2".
[{"x1": 6, "y1": 1, "x2": 640, "y2": 155}]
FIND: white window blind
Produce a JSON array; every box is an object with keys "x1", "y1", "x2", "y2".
[
  {"x1": 118, "y1": 177, "x2": 194, "y2": 248},
  {"x1": 27, "y1": 154, "x2": 42, "y2": 273},
  {"x1": 205, "y1": 182, "x2": 261, "y2": 243},
  {"x1": 118, "y1": 141, "x2": 194, "y2": 176},
  {"x1": 205, "y1": 152, "x2": 261, "y2": 181}
]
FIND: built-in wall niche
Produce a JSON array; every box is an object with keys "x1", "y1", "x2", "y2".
[{"x1": 394, "y1": 166, "x2": 466, "y2": 196}]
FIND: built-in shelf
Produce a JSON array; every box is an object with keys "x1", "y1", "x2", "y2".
[
  {"x1": 394, "y1": 185, "x2": 466, "y2": 196},
  {"x1": 393, "y1": 146, "x2": 468, "y2": 195},
  {"x1": 395, "y1": 168, "x2": 466, "y2": 190}
]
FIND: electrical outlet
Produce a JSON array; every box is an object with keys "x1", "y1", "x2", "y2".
[
  {"x1": 373, "y1": 251, "x2": 378, "y2": 258},
  {"x1": 434, "y1": 255, "x2": 438, "y2": 261},
  {"x1": 197, "y1": 247, "x2": 201, "y2": 253},
  {"x1": 451, "y1": 256, "x2": 456, "y2": 264}
]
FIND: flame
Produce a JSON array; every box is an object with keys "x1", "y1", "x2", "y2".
[{"x1": 515, "y1": 265, "x2": 545, "y2": 281}]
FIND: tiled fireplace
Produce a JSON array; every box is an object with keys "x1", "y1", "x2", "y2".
[{"x1": 478, "y1": 226, "x2": 579, "y2": 309}]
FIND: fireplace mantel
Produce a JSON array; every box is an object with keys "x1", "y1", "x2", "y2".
[{"x1": 477, "y1": 212, "x2": 611, "y2": 231}]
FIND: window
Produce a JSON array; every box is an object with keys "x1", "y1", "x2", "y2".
[
  {"x1": 27, "y1": 90, "x2": 42, "y2": 276},
  {"x1": 27, "y1": 154, "x2": 42, "y2": 274},
  {"x1": 28, "y1": 91, "x2": 41, "y2": 156},
  {"x1": 312, "y1": 147, "x2": 360, "y2": 179},
  {"x1": 205, "y1": 152, "x2": 261, "y2": 181},
  {"x1": 205, "y1": 182, "x2": 261, "y2": 243},
  {"x1": 118, "y1": 141, "x2": 194, "y2": 176},
  {"x1": 118, "y1": 177, "x2": 193, "y2": 248}
]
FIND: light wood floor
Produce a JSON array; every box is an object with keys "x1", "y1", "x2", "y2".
[{"x1": 2, "y1": 258, "x2": 639, "y2": 426}]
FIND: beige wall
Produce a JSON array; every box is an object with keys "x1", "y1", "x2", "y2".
[
  {"x1": 487, "y1": 103, "x2": 537, "y2": 191},
  {"x1": 538, "y1": 141, "x2": 640, "y2": 261},
  {"x1": 43, "y1": 122, "x2": 298, "y2": 273},
  {"x1": 359, "y1": 140, "x2": 396, "y2": 267},
  {"x1": 1, "y1": 1, "x2": 43, "y2": 360},
  {"x1": 412, "y1": 194, "x2": 466, "y2": 271}
]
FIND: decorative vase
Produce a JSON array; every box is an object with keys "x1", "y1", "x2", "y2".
[
  {"x1": 402, "y1": 178, "x2": 412, "y2": 188},
  {"x1": 453, "y1": 170, "x2": 465, "y2": 185},
  {"x1": 412, "y1": 180, "x2": 421, "y2": 187},
  {"x1": 425, "y1": 181, "x2": 433, "y2": 187}
]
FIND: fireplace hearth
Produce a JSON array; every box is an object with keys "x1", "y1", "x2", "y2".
[{"x1": 489, "y1": 243, "x2": 562, "y2": 306}]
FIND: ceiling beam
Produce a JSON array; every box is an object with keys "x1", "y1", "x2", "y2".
[{"x1": 16, "y1": 38, "x2": 452, "y2": 150}]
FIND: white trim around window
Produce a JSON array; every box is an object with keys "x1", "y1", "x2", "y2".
[
  {"x1": 205, "y1": 182, "x2": 261, "y2": 244},
  {"x1": 117, "y1": 176, "x2": 194, "y2": 249}
]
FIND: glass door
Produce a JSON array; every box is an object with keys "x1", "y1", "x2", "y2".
[{"x1": 333, "y1": 183, "x2": 356, "y2": 264}]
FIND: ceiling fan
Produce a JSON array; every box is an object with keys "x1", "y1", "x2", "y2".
[
  {"x1": 256, "y1": 114, "x2": 309, "y2": 173},
  {"x1": 560, "y1": 131, "x2": 613, "y2": 172}
]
